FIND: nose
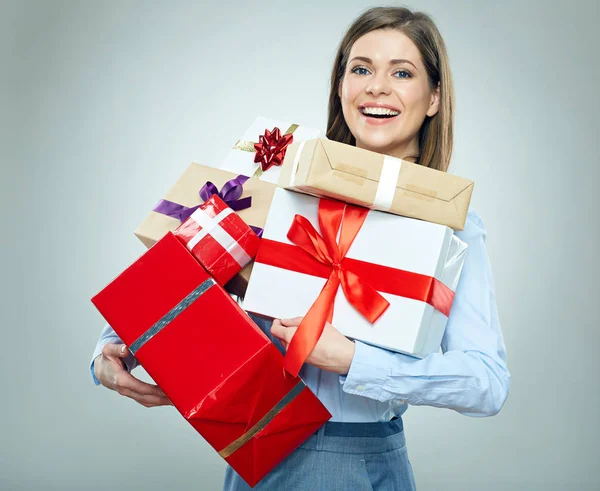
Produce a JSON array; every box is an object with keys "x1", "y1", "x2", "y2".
[{"x1": 366, "y1": 72, "x2": 392, "y2": 97}]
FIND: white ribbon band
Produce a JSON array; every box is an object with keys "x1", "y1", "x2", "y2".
[
  {"x1": 288, "y1": 140, "x2": 306, "y2": 188},
  {"x1": 187, "y1": 207, "x2": 252, "y2": 267},
  {"x1": 372, "y1": 156, "x2": 402, "y2": 211}
]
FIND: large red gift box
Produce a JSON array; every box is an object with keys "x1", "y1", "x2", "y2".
[
  {"x1": 91, "y1": 232, "x2": 331, "y2": 487},
  {"x1": 173, "y1": 194, "x2": 260, "y2": 287}
]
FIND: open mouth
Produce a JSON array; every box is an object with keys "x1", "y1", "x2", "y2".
[{"x1": 359, "y1": 107, "x2": 400, "y2": 119}]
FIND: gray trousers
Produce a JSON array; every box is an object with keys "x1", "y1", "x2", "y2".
[{"x1": 222, "y1": 417, "x2": 417, "y2": 490}]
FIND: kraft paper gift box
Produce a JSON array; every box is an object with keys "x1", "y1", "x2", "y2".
[
  {"x1": 173, "y1": 194, "x2": 260, "y2": 287},
  {"x1": 278, "y1": 138, "x2": 474, "y2": 230},
  {"x1": 91, "y1": 232, "x2": 331, "y2": 488},
  {"x1": 243, "y1": 189, "x2": 468, "y2": 375},
  {"x1": 134, "y1": 162, "x2": 276, "y2": 297},
  {"x1": 218, "y1": 116, "x2": 321, "y2": 184}
]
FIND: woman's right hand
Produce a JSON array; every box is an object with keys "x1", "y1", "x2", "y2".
[{"x1": 94, "y1": 343, "x2": 173, "y2": 407}]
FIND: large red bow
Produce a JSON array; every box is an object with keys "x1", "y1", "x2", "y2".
[
  {"x1": 282, "y1": 199, "x2": 390, "y2": 377},
  {"x1": 253, "y1": 127, "x2": 294, "y2": 172}
]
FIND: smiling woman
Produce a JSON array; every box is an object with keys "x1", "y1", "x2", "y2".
[
  {"x1": 223, "y1": 6, "x2": 509, "y2": 491},
  {"x1": 339, "y1": 29, "x2": 441, "y2": 160},
  {"x1": 327, "y1": 8, "x2": 453, "y2": 171},
  {"x1": 90, "y1": 6, "x2": 510, "y2": 491}
]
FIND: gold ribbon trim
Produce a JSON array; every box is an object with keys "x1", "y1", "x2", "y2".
[
  {"x1": 252, "y1": 167, "x2": 264, "y2": 180},
  {"x1": 283, "y1": 124, "x2": 299, "y2": 136},
  {"x1": 232, "y1": 140, "x2": 256, "y2": 152},
  {"x1": 232, "y1": 123, "x2": 300, "y2": 179},
  {"x1": 218, "y1": 379, "x2": 306, "y2": 459}
]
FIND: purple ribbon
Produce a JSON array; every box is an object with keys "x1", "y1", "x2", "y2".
[
  {"x1": 152, "y1": 199, "x2": 199, "y2": 223},
  {"x1": 152, "y1": 174, "x2": 264, "y2": 237},
  {"x1": 199, "y1": 175, "x2": 252, "y2": 212},
  {"x1": 153, "y1": 175, "x2": 252, "y2": 222}
]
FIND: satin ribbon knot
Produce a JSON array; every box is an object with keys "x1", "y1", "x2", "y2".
[
  {"x1": 282, "y1": 198, "x2": 390, "y2": 377},
  {"x1": 199, "y1": 176, "x2": 252, "y2": 212}
]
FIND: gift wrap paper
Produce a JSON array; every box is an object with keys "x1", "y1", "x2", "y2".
[
  {"x1": 279, "y1": 138, "x2": 474, "y2": 230},
  {"x1": 243, "y1": 189, "x2": 469, "y2": 359},
  {"x1": 91, "y1": 232, "x2": 331, "y2": 487},
  {"x1": 219, "y1": 116, "x2": 321, "y2": 184},
  {"x1": 135, "y1": 162, "x2": 276, "y2": 296}
]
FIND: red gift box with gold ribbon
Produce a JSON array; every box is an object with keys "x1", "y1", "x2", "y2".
[{"x1": 91, "y1": 232, "x2": 331, "y2": 487}]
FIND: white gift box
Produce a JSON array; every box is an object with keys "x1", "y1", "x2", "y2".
[
  {"x1": 218, "y1": 117, "x2": 321, "y2": 185},
  {"x1": 243, "y1": 189, "x2": 469, "y2": 358}
]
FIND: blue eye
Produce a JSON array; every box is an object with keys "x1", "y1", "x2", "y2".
[
  {"x1": 394, "y1": 70, "x2": 412, "y2": 79},
  {"x1": 351, "y1": 66, "x2": 370, "y2": 75}
]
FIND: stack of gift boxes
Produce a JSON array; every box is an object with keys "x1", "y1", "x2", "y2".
[{"x1": 91, "y1": 116, "x2": 474, "y2": 487}]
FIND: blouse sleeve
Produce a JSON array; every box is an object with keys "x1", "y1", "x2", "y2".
[{"x1": 339, "y1": 210, "x2": 511, "y2": 417}]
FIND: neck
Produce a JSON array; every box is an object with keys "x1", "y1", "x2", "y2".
[{"x1": 356, "y1": 137, "x2": 420, "y2": 163}]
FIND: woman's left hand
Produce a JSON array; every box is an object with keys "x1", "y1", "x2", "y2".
[{"x1": 271, "y1": 317, "x2": 356, "y2": 375}]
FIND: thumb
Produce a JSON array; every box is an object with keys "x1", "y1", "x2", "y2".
[{"x1": 280, "y1": 317, "x2": 303, "y2": 327}]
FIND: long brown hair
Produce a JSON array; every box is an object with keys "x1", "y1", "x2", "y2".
[{"x1": 326, "y1": 7, "x2": 454, "y2": 172}]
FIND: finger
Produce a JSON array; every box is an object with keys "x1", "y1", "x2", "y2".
[
  {"x1": 270, "y1": 320, "x2": 285, "y2": 341},
  {"x1": 116, "y1": 372, "x2": 167, "y2": 398},
  {"x1": 280, "y1": 317, "x2": 303, "y2": 327},
  {"x1": 118, "y1": 387, "x2": 172, "y2": 407},
  {"x1": 102, "y1": 343, "x2": 129, "y2": 358},
  {"x1": 271, "y1": 321, "x2": 295, "y2": 343}
]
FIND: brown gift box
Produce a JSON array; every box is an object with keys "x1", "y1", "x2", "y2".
[
  {"x1": 279, "y1": 138, "x2": 474, "y2": 230},
  {"x1": 134, "y1": 163, "x2": 276, "y2": 296}
]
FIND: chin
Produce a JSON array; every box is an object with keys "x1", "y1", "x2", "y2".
[{"x1": 354, "y1": 133, "x2": 397, "y2": 154}]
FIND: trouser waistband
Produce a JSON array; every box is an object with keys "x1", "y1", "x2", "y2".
[{"x1": 299, "y1": 417, "x2": 405, "y2": 454}]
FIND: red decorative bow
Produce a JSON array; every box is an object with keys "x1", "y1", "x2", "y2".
[
  {"x1": 253, "y1": 127, "x2": 294, "y2": 172},
  {"x1": 282, "y1": 199, "x2": 390, "y2": 377}
]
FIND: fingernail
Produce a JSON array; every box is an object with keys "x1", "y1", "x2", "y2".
[{"x1": 120, "y1": 345, "x2": 126, "y2": 355}]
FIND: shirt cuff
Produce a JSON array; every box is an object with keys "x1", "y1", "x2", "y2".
[
  {"x1": 90, "y1": 358, "x2": 101, "y2": 386},
  {"x1": 339, "y1": 341, "x2": 390, "y2": 401}
]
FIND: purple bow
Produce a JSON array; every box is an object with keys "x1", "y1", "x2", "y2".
[
  {"x1": 199, "y1": 175, "x2": 252, "y2": 212},
  {"x1": 152, "y1": 174, "x2": 263, "y2": 237}
]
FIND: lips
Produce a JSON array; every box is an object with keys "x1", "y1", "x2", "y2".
[
  {"x1": 358, "y1": 103, "x2": 401, "y2": 125},
  {"x1": 359, "y1": 103, "x2": 401, "y2": 119}
]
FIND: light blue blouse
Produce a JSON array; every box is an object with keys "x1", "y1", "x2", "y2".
[{"x1": 90, "y1": 209, "x2": 511, "y2": 422}]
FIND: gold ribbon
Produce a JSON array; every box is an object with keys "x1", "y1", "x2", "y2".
[
  {"x1": 218, "y1": 379, "x2": 306, "y2": 459},
  {"x1": 232, "y1": 124, "x2": 300, "y2": 179}
]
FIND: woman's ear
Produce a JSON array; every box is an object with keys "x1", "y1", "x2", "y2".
[{"x1": 426, "y1": 82, "x2": 441, "y2": 117}]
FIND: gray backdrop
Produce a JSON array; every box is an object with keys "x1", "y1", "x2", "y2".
[{"x1": 2, "y1": 0, "x2": 599, "y2": 490}]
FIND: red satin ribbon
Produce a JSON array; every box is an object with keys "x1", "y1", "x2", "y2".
[
  {"x1": 253, "y1": 127, "x2": 293, "y2": 172},
  {"x1": 255, "y1": 198, "x2": 455, "y2": 377},
  {"x1": 277, "y1": 199, "x2": 389, "y2": 376}
]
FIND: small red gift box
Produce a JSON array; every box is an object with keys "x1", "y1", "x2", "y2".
[
  {"x1": 91, "y1": 232, "x2": 331, "y2": 487},
  {"x1": 173, "y1": 194, "x2": 260, "y2": 287}
]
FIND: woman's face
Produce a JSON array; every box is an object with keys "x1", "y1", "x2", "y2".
[{"x1": 339, "y1": 29, "x2": 440, "y2": 159}]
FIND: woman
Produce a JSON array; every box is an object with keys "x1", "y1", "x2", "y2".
[{"x1": 91, "y1": 7, "x2": 510, "y2": 490}]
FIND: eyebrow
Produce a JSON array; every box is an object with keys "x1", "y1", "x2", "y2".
[{"x1": 349, "y1": 56, "x2": 418, "y2": 70}]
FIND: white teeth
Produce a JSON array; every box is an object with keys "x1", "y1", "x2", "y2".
[{"x1": 361, "y1": 107, "x2": 399, "y2": 116}]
